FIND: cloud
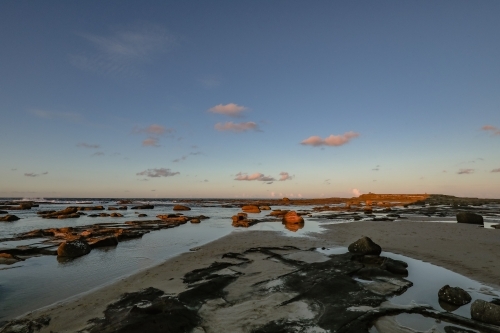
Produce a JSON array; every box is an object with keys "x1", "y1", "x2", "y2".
[
  {"x1": 91, "y1": 152, "x2": 105, "y2": 156},
  {"x1": 208, "y1": 103, "x2": 247, "y2": 117},
  {"x1": 199, "y1": 78, "x2": 220, "y2": 89},
  {"x1": 234, "y1": 172, "x2": 276, "y2": 182},
  {"x1": 457, "y1": 168, "x2": 474, "y2": 175},
  {"x1": 70, "y1": 23, "x2": 173, "y2": 76},
  {"x1": 133, "y1": 124, "x2": 174, "y2": 136},
  {"x1": 24, "y1": 172, "x2": 48, "y2": 177},
  {"x1": 491, "y1": 168, "x2": 500, "y2": 173},
  {"x1": 136, "y1": 168, "x2": 180, "y2": 178},
  {"x1": 279, "y1": 172, "x2": 294, "y2": 181},
  {"x1": 31, "y1": 109, "x2": 82, "y2": 122},
  {"x1": 173, "y1": 152, "x2": 203, "y2": 163},
  {"x1": 352, "y1": 188, "x2": 361, "y2": 197},
  {"x1": 215, "y1": 121, "x2": 260, "y2": 132},
  {"x1": 142, "y1": 138, "x2": 160, "y2": 147},
  {"x1": 482, "y1": 125, "x2": 500, "y2": 135},
  {"x1": 372, "y1": 165, "x2": 380, "y2": 171},
  {"x1": 77, "y1": 143, "x2": 100, "y2": 149},
  {"x1": 301, "y1": 132, "x2": 360, "y2": 147},
  {"x1": 324, "y1": 179, "x2": 331, "y2": 185}
]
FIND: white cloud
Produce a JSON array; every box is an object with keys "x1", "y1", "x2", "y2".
[
  {"x1": 208, "y1": 103, "x2": 247, "y2": 117},
  {"x1": 215, "y1": 121, "x2": 259, "y2": 132},
  {"x1": 136, "y1": 168, "x2": 180, "y2": 178},
  {"x1": 279, "y1": 172, "x2": 294, "y2": 181},
  {"x1": 352, "y1": 188, "x2": 361, "y2": 197},
  {"x1": 301, "y1": 132, "x2": 359, "y2": 147}
]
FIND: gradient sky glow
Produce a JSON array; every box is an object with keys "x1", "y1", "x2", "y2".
[{"x1": 1, "y1": 1, "x2": 500, "y2": 198}]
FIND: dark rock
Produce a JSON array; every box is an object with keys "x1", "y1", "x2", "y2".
[
  {"x1": 131, "y1": 204, "x2": 154, "y2": 210},
  {"x1": 88, "y1": 214, "x2": 99, "y2": 217},
  {"x1": 110, "y1": 213, "x2": 123, "y2": 217},
  {"x1": 269, "y1": 210, "x2": 288, "y2": 217},
  {"x1": 471, "y1": 299, "x2": 500, "y2": 325},
  {"x1": 138, "y1": 214, "x2": 147, "y2": 217},
  {"x1": 57, "y1": 240, "x2": 91, "y2": 258},
  {"x1": 0, "y1": 214, "x2": 20, "y2": 222},
  {"x1": 78, "y1": 206, "x2": 105, "y2": 211},
  {"x1": 348, "y1": 236, "x2": 382, "y2": 255},
  {"x1": 444, "y1": 326, "x2": 477, "y2": 333},
  {"x1": 173, "y1": 205, "x2": 191, "y2": 211},
  {"x1": 88, "y1": 236, "x2": 119, "y2": 248},
  {"x1": 0, "y1": 210, "x2": 7, "y2": 214},
  {"x1": 456, "y1": 212, "x2": 483, "y2": 225},
  {"x1": 0, "y1": 315, "x2": 50, "y2": 333},
  {"x1": 0, "y1": 253, "x2": 24, "y2": 265},
  {"x1": 40, "y1": 207, "x2": 78, "y2": 219},
  {"x1": 438, "y1": 285, "x2": 472, "y2": 306},
  {"x1": 100, "y1": 213, "x2": 110, "y2": 217}
]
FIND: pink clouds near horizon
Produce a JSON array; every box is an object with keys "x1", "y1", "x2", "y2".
[
  {"x1": 482, "y1": 125, "x2": 500, "y2": 135},
  {"x1": 301, "y1": 131, "x2": 360, "y2": 147},
  {"x1": 215, "y1": 121, "x2": 259, "y2": 132},
  {"x1": 208, "y1": 103, "x2": 247, "y2": 117}
]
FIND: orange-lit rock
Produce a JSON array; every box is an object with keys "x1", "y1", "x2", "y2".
[
  {"x1": 282, "y1": 211, "x2": 304, "y2": 224},
  {"x1": 173, "y1": 205, "x2": 191, "y2": 211},
  {"x1": 242, "y1": 205, "x2": 260, "y2": 213}
]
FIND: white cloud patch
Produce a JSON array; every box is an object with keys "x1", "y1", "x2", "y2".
[
  {"x1": 301, "y1": 132, "x2": 359, "y2": 147},
  {"x1": 136, "y1": 168, "x2": 180, "y2": 178},
  {"x1": 77, "y1": 143, "x2": 100, "y2": 149},
  {"x1": 279, "y1": 172, "x2": 294, "y2": 181},
  {"x1": 234, "y1": 172, "x2": 276, "y2": 182},
  {"x1": 457, "y1": 169, "x2": 474, "y2": 175},
  {"x1": 215, "y1": 121, "x2": 260, "y2": 132},
  {"x1": 208, "y1": 103, "x2": 247, "y2": 117},
  {"x1": 352, "y1": 188, "x2": 361, "y2": 197}
]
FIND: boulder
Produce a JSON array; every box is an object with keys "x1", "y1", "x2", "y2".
[
  {"x1": 57, "y1": 240, "x2": 91, "y2": 258},
  {"x1": 232, "y1": 212, "x2": 248, "y2": 222},
  {"x1": 456, "y1": 212, "x2": 483, "y2": 225},
  {"x1": 348, "y1": 236, "x2": 382, "y2": 256},
  {"x1": 471, "y1": 299, "x2": 500, "y2": 325},
  {"x1": 100, "y1": 213, "x2": 110, "y2": 217},
  {"x1": 242, "y1": 205, "x2": 260, "y2": 213},
  {"x1": 232, "y1": 219, "x2": 256, "y2": 228},
  {"x1": 131, "y1": 204, "x2": 154, "y2": 209},
  {"x1": 282, "y1": 211, "x2": 304, "y2": 224},
  {"x1": 173, "y1": 205, "x2": 191, "y2": 211},
  {"x1": 259, "y1": 206, "x2": 271, "y2": 210},
  {"x1": 108, "y1": 206, "x2": 118, "y2": 210},
  {"x1": 110, "y1": 213, "x2": 123, "y2": 217},
  {"x1": 190, "y1": 219, "x2": 201, "y2": 224},
  {"x1": 138, "y1": 214, "x2": 147, "y2": 217},
  {"x1": 438, "y1": 285, "x2": 471, "y2": 306},
  {"x1": 0, "y1": 214, "x2": 20, "y2": 222}
]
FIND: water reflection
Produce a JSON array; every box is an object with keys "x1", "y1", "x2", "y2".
[{"x1": 282, "y1": 221, "x2": 304, "y2": 232}]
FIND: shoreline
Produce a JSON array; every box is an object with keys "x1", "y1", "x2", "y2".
[{"x1": 16, "y1": 219, "x2": 500, "y2": 332}]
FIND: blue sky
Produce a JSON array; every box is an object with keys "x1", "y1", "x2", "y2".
[{"x1": 1, "y1": 1, "x2": 499, "y2": 198}]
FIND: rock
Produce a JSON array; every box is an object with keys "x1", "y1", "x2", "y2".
[
  {"x1": 88, "y1": 214, "x2": 99, "y2": 217},
  {"x1": 40, "y1": 207, "x2": 78, "y2": 218},
  {"x1": 0, "y1": 210, "x2": 7, "y2": 214},
  {"x1": 348, "y1": 236, "x2": 382, "y2": 255},
  {"x1": 269, "y1": 210, "x2": 288, "y2": 217},
  {"x1": 190, "y1": 219, "x2": 201, "y2": 224},
  {"x1": 173, "y1": 205, "x2": 191, "y2": 211},
  {"x1": 232, "y1": 213, "x2": 247, "y2": 222},
  {"x1": 138, "y1": 214, "x2": 147, "y2": 217},
  {"x1": 0, "y1": 214, "x2": 20, "y2": 222},
  {"x1": 282, "y1": 211, "x2": 304, "y2": 224},
  {"x1": 57, "y1": 240, "x2": 91, "y2": 258},
  {"x1": 131, "y1": 204, "x2": 154, "y2": 209},
  {"x1": 88, "y1": 236, "x2": 119, "y2": 248},
  {"x1": 0, "y1": 253, "x2": 24, "y2": 265},
  {"x1": 259, "y1": 206, "x2": 271, "y2": 210},
  {"x1": 232, "y1": 219, "x2": 256, "y2": 227},
  {"x1": 242, "y1": 205, "x2": 260, "y2": 213},
  {"x1": 471, "y1": 299, "x2": 500, "y2": 325},
  {"x1": 0, "y1": 315, "x2": 51, "y2": 333},
  {"x1": 108, "y1": 206, "x2": 118, "y2": 210},
  {"x1": 438, "y1": 285, "x2": 472, "y2": 306},
  {"x1": 100, "y1": 213, "x2": 110, "y2": 217},
  {"x1": 456, "y1": 212, "x2": 483, "y2": 225},
  {"x1": 110, "y1": 213, "x2": 123, "y2": 217},
  {"x1": 78, "y1": 206, "x2": 105, "y2": 211},
  {"x1": 282, "y1": 197, "x2": 290, "y2": 202}
]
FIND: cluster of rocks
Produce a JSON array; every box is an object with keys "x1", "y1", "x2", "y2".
[{"x1": 231, "y1": 209, "x2": 306, "y2": 231}]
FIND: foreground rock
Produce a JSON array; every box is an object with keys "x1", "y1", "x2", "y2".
[
  {"x1": 471, "y1": 299, "x2": 500, "y2": 325},
  {"x1": 173, "y1": 205, "x2": 191, "y2": 211},
  {"x1": 348, "y1": 236, "x2": 382, "y2": 255},
  {"x1": 57, "y1": 240, "x2": 92, "y2": 258},
  {"x1": 0, "y1": 214, "x2": 20, "y2": 222},
  {"x1": 438, "y1": 285, "x2": 472, "y2": 306},
  {"x1": 0, "y1": 315, "x2": 50, "y2": 333},
  {"x1": 456, "y1": 212, "x2": 484, "y2": 225}
]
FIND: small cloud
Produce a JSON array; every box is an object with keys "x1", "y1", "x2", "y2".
[
  {"x1": 352, "y1": 188, "x2": 361, "y2": 197},
  {"x1": 324, "y1": 179, "x2": 331, "y2": 185},
  {"x1": 208, "y1": 103, "x2": 247, "y2": 117},
  {"x1": 443, "y1": 170, "x2": 447, "y2": 173},
  {"x1": 138, "y1": 178, "x2": 149, "y2": 181},
  {"x1": 24, "y1": 172, "x2": 48, "y2": 177},
  {"x1": 457, "y1": 168, "x2": 474, "y2": 175},
  {"x1": 482, "y1": 125, "x2": 500, "y2": 136},
  {"x1": 11, "y1": 168, "x2": 17, "y2": 171},
  {"x1": 133, "y1": 124, "x2": 174, "y2": 136},
  {"x1": 301, "y1": 132, "x2": 360, "y2": 147},
  {"x1": 142, "y1": 138, "x2": 160, "y2": 147},
  {"x1": 30, "y1": 109, "x2": 82, "y2": 122},
  {"x1": 136, "y1": 168, "x2": 180, "y2": 178},
  {"x1": 172, "y1": 151, "x2": 203, "y2": 163},
  {"x1": 234, "y1": 172, "x2": 276, "y2": 182},
  {"x1": 372, "y1": 165, "x2": 380, "y2": 171},
  {"x1": 204, "y1": 179, "x2": 209, "y2": 182},
  {"x1": 491, "y1": 168, "x2": 500, "y2": 173},
  {"x1": 215, "y1": 121, "x2": 260, "y2": 132},
  {"x1": 91, "y1": 152, "x2": 105, "y2": 156},
  {"x1": 77, "y1": 142, "x2": 100, "y2": 149},
  {"x1": 198, "y1": 78, "x2": 220, "y2": 89},
  {"x1": 266, "y1": 182, "x2": 273, "y2": 185},
  {"x1": 279, "y1": 172, "x2": 294, "y2": 181}
]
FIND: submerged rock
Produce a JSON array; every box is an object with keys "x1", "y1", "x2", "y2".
[
  {"x1": 57, "y1": 240, "x2": 91, "y2": 258},
  {"x1": 438, "y1": 285, "x2": 472, "y2": 306},
  {"x1": 456, "y1": 212, "x2": 483, "y2": 225},
  {"x1": 471, "y1": 299, "x2": 500, "y2": 325},
  {"x1": 348, "y1": 236, "x2": 382, "y2": 255},
  {"x1": 0, "y1": 214, "x2": 20, "y2": 222},
  {"x1": 173, "y1": 205, "x2": 191, "y2": 211}
]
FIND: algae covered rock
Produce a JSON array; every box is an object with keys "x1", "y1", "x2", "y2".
[{"x1": 348, "y1": 236, "x2": 382, "y2": 255}]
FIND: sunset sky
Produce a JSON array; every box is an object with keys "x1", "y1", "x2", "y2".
[{"x1": 1, "y1": 1, "x2": 499, "y2": 198}]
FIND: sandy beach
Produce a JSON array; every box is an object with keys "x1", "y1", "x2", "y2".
[{"x1": 15, "y1": 218, "x2": 500, "y2": 333}]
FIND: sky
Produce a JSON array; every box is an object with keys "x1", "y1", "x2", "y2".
[{"x1": 1, "y1": 1, "x2": 499, "y2": 199}]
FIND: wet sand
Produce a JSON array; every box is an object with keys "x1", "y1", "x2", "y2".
[{"x1": 20, "y1": 219, "x2": 500, "y2": 332}]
